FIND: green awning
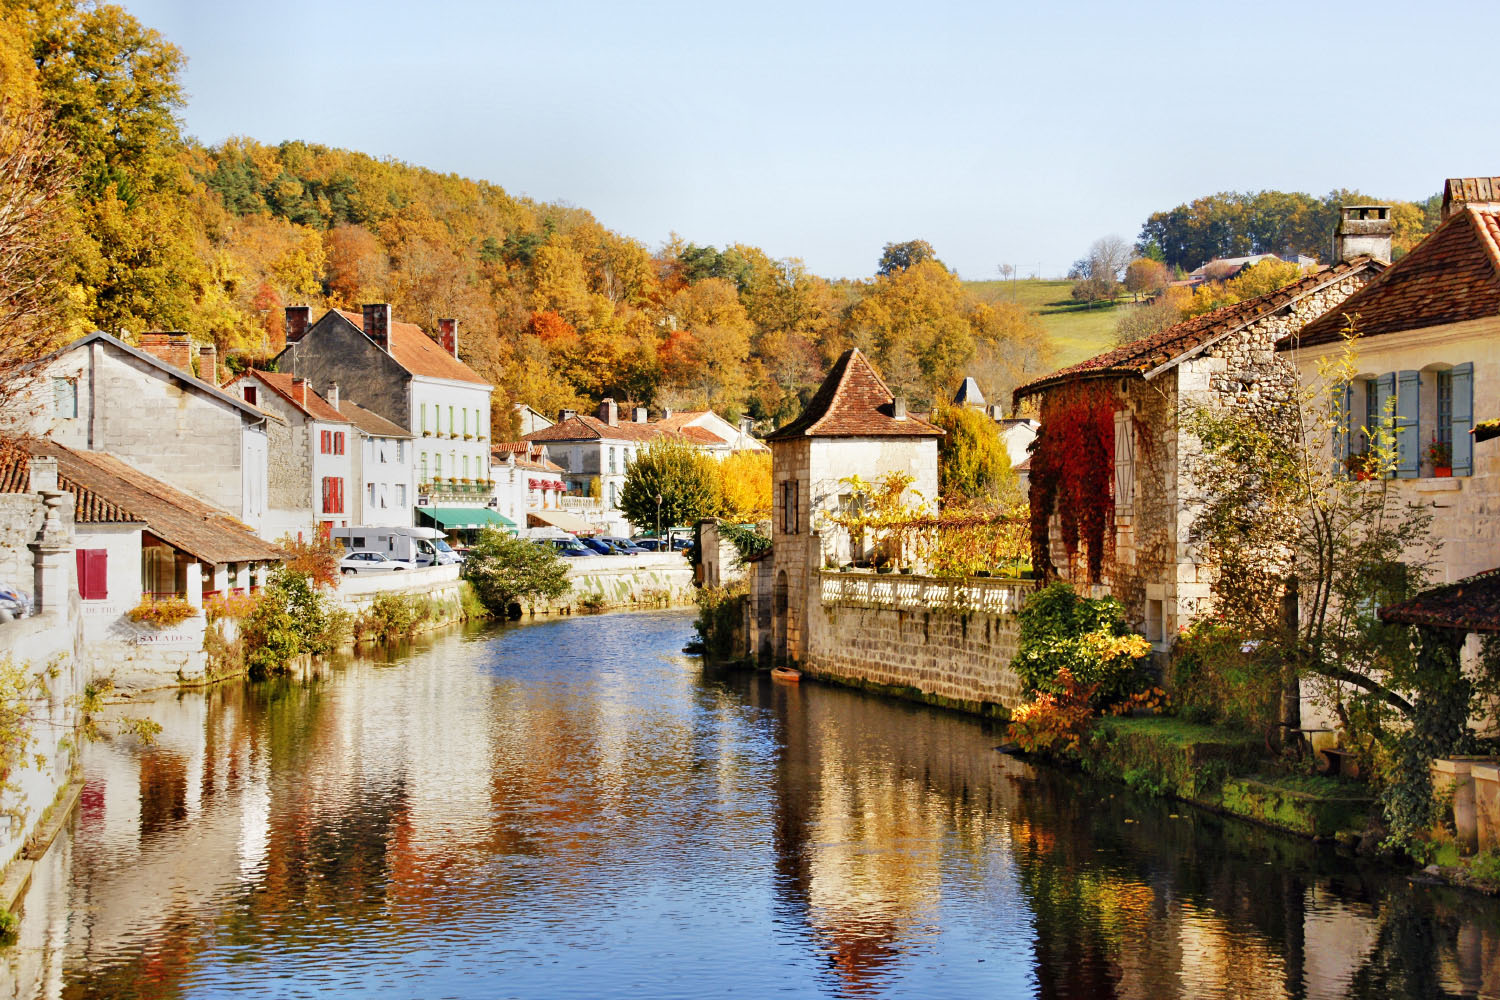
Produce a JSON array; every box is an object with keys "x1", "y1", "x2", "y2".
[{"x1": 418, "y1": 507, "x2": 516, "y2": 530}]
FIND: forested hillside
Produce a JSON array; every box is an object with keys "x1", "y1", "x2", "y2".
[{"x1": 0, "y1": 1, "x2": 1052, "y2": 436}]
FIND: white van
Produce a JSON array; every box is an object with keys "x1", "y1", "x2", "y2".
[{"x1": 331, "y1": 526, "x2": 460, "y2": 568}]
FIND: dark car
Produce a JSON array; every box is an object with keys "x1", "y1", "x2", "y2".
[
  {"x1": 599, "y1": 536, "x2": 646, "y2": 555},
  {"x1": 669, "y1": 537, "x2": 693, "y2": 551},
  {"x1": 580, "y1": 537, "x2": 617, "y2": 556},
  {"x1": 534, "y1": 537, "x2": 595, "y2": 557},
  {"x1": 630, "y1": 537, "x2": 663, "y2": 552}
]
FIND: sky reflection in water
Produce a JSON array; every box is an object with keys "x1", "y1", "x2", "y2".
[{"x1": 4, "y1": 609, "x2": 1498, "y2": 999}]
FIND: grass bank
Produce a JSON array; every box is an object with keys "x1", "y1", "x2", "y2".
[{"x1": 965, "y1": 277, "x2": 1130, "y2": 369}]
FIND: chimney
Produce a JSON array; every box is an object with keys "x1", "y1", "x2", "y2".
[
  {"x1": 892, "y1": 396, "x2": 908, "y2": 421},
  {"x1": 662, "y1": 406, "x2": 673, "y2": 419},
  {"x1": 1333, "y1": 205, "x2": 1392, "y2": 264},
  {"x1": 197, "y1": 344, "x2": 218, "y2": 386},
  {"x1": 137, "y1": 332, "x2": 194, "y2": 373},
  {"x1": 285, "y1": 305, "x2": 311, "y2": 343},
  {"x1": 599, "y1": 397, "x2": 618, "y2": 426},
  {"x1": 739, "y1": 417, "x2": 753, "y2": 435},
  {"x1": 361, "y1": 303, "x2": 391, "y2": 352},
  {"x1": 27, "y1": 456, "x2": 58, "y2": 493},
  {"x1": 633, "y1": 406, "x2": 648, "y2": 423},
  {"x1": 326, "y1": 382, "x2": 340, "y2": 411},
  {"x1": 1442, "y1": 177, "x2": 1500, "y2": 220},
  {"x1": 438, "y1": 318, "x2": 459, "y2": 359},
  {"x1": 293, "y1": 377, "x2": 308, "y2": 410},
  {"x1": 559, "y1": 408, "x2": 578, "y2": 422}
]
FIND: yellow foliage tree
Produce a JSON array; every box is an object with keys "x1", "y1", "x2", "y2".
[{"x1": 716, "y1": 451, "x2": 771, "y2": 519}]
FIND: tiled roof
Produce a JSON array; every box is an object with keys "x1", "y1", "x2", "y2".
[
  {"x1": 492, "y1": 441, "x2": 564, "y2": 473},
  {"x1": 334, "y1": 310, "x2": 489, "y2": 386},
  {"x1": 339, "y1": 399, "x2": 411, "y2": 438},
  {"x1": 240, "y1": 370, "x2": 349, "y2": 423},
  {"x1": 1015, "y1": 257, "x2": 1381, "y2": 403},
  {"x1": 1380, "y1": 567, "x2": 1500, "y2": 633},
  {"x1": 22, "y1": 442, "x2": 282, "y2": 565},
  {"x1": 0, "y1": 448, "x2": 144, "y2": 524},
  {"x1": 1294, "y1": 207, "x2": 1500, "y2": 348},
  {"x1": 524, "y1": 413, "x2": 679, "y2": 444},
  {"x1": 766, "y1": 348, "x2": 943, "y2": 441}
]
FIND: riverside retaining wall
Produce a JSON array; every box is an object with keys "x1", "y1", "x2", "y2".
[{"x1": 531, "y1": 553, "x2": 695, "y2": 614}]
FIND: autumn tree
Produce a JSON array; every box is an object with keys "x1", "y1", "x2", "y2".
[
  {"x1": 1123, "y1": 258, "x2": 1170, "y2": 301},
  {"x1": 876, "y1": 240, "x2": 939, "y2": 277},
  {"x1": 716, "y1": 450, "x2": 772, "y2": 519},
  {"x1": 932, "y1": 404, "x2": 1018, "y2": 503},
  {"x1": 1068, "y1": 236, "x2": 1131, "y2": 307}
]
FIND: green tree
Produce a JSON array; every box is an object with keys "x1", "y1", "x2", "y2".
[
  {"x1": 461, "y1": 528, "x2": 570, "y2": 614},
  {"x1": 240, "y1": 566, "x2": 349, "y2": 679},
  {"x1": 932, "y1": 403, "x2": 1016, "y2": 502},
  {"x1": 618, "y1": 440, "x2": 721, "y2": 533},
  {"x1": 876, "y1": 239, "x2": 938, "y2": 277}
]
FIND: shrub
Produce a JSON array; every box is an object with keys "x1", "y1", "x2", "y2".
[
  {"x1": 275, "y1": 533, "x2": 342, "y2": 588},
  {"x1": 205, "y1": 591, "x2": 257, "y2": 623},
  {"x1": 1012, "y1": 582, "x2": 1152, "y2": 707},
  {"x1": 1007, "y1": 669, "x2": 1096, "y2": 755},
  {"x1": 1168, "y1": 618, "x2": 1280, "y2": 730},
  {"x1": 458, "y1": 581, "x2": 490, "y2": 621},
  {"x1": 694, "y1": 582, "x2": 747, "y2": 661},
  {"x1": 462, "y1": 528, "x2": 570, "y2": 615},
  {"x1": 240, "y1": 567, "x2": 350, "y2": 679},
  {"x1": 356, "y1": 593, "x2": 431, "y2": 644},
  {"x1": 127, "y1": 596, "x2": 197, "y2": 627}
]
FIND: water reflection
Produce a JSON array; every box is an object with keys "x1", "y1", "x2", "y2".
[{"x1": 2, "y1": 610, "x2": 1498, "y2": 999}]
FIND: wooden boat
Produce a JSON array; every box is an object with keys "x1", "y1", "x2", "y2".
[{"x1": 771, "y1": 666, "x2": 801, "y2": 683}]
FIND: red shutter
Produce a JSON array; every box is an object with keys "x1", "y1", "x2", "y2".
[
  {"x1": 75, "y1": 548, "x2": 107, "y2": 600},
  {"x1": 321, "y1": 477, "x2": 330, "y2": 511},
  {"x1": 337, "y1": 432, "x2": 345, "y2": 455}
]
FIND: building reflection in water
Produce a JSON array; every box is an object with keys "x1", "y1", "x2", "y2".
[{"x1": 1, "y1": 611, "x2": 1498, "y2": 1000}]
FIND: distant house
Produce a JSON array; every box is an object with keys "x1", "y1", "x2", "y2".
[
  {"x1": 1187, "y1": 252, "x2": 1316, "y2": 287},
  {"x1": 653, "y1": 409, "x2": 769, "y2": 457},
  {"x1": 1014, "y1": 229, "x2": 1386, "y2": 646},
  {"x1": 275, "y1": 305, "x2": 498, "y2": 529},
  {"x1": 0, "y1": 441, "x2": 283, "y2": 646},
  {"x1": 513, "y1": 404, "x2": 554, "y2": 437},
  {"x1": 26, "y1": 331, "x2": 272, "y2": 533},
  {"x1": 491, "y1": 440, "x2": 563, "y2": 533},
  {"x1": 950, "y1": 376, "x2": 1036, "y2": 490},
  {"x1": 225, "y1": 370, "x2": 355, "y2": 540}
]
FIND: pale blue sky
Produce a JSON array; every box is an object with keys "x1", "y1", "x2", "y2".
[{"x1": 124, "y1": 0, "x2": 1500, "y2": 280}]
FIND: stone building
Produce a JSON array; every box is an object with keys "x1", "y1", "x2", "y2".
[
  {"x1": 1283, "y1": 182, "x2": 1500, "y2": 588},
  {"x1": 1013, "y1": 239, "x2": 1387, "y2": 646},
  {"x1": 751, "y1": 348, "x2": 942, "y2": 662},
  {"x1": 276, "y1": 305, "x2": 494, "y2": 522},
  {"x1": 26, "y1": 331, "x2": 272, "y2": 533}
]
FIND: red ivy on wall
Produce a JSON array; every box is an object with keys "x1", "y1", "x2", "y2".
[{"x1": 1029, "y1": 380, "x2": 1116, "y2": 583}]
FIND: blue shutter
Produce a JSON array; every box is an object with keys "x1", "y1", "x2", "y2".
[
  {"x1": 1332, "y1": 381, "x2": 1352, "y2": 474},
  {"x1": 1375, "y1": 373, "x2": 1396, "y2": 476},
  {"x1": 1452, "y1": 361, "x2": 1474, "y2": 476},
  {"x1": 1395, "y1": 370, "x2": 1420, "y2": 478}
]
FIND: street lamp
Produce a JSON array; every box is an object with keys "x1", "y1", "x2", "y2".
[{"x1": 655, "y1": 492, "x2": 663, "y2": 545}]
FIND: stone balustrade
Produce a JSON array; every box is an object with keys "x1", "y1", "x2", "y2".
[{"x1": 820, "y1": 570, "x2": 1030, "y2": 616}]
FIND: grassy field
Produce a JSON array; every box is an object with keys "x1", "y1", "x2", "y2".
[{"x1": 966, "y1": 278, "x2": 1127, "y2": 369}]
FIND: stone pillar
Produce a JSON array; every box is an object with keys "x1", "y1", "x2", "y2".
[
  {"x1": 186, "y1": 561, "x2": 203, "y2": 610},
  {"x1": 28, "y1": 484, "x2": 70, "y2": 615}
]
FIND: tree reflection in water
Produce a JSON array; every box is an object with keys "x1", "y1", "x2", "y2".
[{"x1": 1, "y1": 610, "x2": 1496, "y2": 999}]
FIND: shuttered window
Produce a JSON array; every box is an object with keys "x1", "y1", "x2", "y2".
[
  {"x1": 1113, "y1": 411, "x2": 1135, "y2": 518},
  {"x1": 782, "y1": 480, "x2": 799, "y2": 535},
  {"x1": 322, "y1": 477, "x2": 345, "y2": 514},
  {"x1": 75, "y1": 548, "x2": 107, "y2": 600},
  {"x1": 1395, "y1": 370, "x2": 1419, "y2": 479},
  {"x1": 1332, "y1": 381, "x2": 1353, "y2": 474}
]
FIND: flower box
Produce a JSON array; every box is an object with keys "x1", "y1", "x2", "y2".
[{"x1": 1434, "y1": 466, "x2": 1453, "y2": 478}]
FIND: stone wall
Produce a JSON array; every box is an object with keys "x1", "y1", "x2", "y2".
[
  {"x1": 525, "y1": 553, "x2": 696, "y2": 614},
  {"x1": 281, "y1": 315, "x2": 412, "y2": 431},
  {"x1": 804, "y1": 570, "x2": 1026, "y2": 716}
]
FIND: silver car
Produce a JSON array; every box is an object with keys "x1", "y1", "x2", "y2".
[{"x1": 339, "y1": 550, "x2": 415, "y2": 575}]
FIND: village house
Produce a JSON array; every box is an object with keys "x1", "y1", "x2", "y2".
[
  {"x1": 652, "y1": 409, "x2": 768, "y2": 457},
  {"x1": 275, "y1": 305, "x2": 502, "y2": 538},
  {"x1": 513, "y1": 403, "x2": 554, "y2": 436},
  {"x1": 225, "y1": 370, "x2": 355, "y2": 540},
  {"x1": 1281, "y1": 183, "x2": 1500, "y2": 588},
  {"x1": 491, "y1": 440, "x2": 565, "y2": 534},
  {"x1": 23, "y1": 331, "x2": 272, "y2": 533},
  {"x1": 1012, "y1": 220, "x2": 1388, "y2": 646},
  {"x1": 749, "y1": 348, "x2": 942, "y2": 662},
  {"x1": 339, "y1": 397, "x2": 417, "y2": 528}
]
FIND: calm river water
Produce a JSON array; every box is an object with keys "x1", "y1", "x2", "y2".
[{"x1": 3, "y1": 609, "x2": 1498, "y2": 999}]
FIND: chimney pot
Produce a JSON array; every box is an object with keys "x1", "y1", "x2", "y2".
[
  {"x1": 893, "y1": 396, "x2": 908, "y2": 421},
  {"x1": 1333, "y1": 204, "x2": 1392, "y2": 264},
  {"x1": 438, "y1": 318, "x2": 459, "y2": 359},
  {"x1": 633, "y1": 407, "x2": 648, "y2": 423},
  {"x1": 137, "y1": 332, "x2": 194, "y2": 373},
  {"x1": 27, "y1": 456, "x2": 58, "y2": 494},
  {"x1": 663, "y1": 406, "x2": 673, "y2": 419},
  {"x1": 559, "y1": 408, "x2": 577, "y2": 422},
  {"x1": 285, "y1": 305, "x2": 311, "y2": 343},
  {"x1": 361, "y1": 303, "x2": 392, "y2": 353},
  {"x1": 326, "y1": 382, "x2": 340, "y2": 410}
]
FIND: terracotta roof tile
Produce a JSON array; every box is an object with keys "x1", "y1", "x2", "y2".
[
  {"x1": 1380, "y1": 567, "x2": 1500, "y2": 633},
  {"x1": 523, "y1": 414, "x2": 681, "y2": 445},
  {"x1": 1294, "y1": 208, "x2": 1500, "y2": 348},
  {"x1": 339, "y1": 399, "x2": 411, "y2": 438},
  {"x1": 335, "y1": 310, "x2": 489, "y2": 385},
  {"x1": 766, "y1": 349, "x2": 943, "y2": 441},
  {"x1": 0, "y1": 449, "x2": 144, "y2": 524},
  {"x1": 1016, "y1": 257, "x2": 1381, "y2": 403},
  {"x1": 241, "y1": 370, "x2": 349, "y2": 423},
  {"x1": 492, "y1": 440, "x2": 564, "y2": 473}
]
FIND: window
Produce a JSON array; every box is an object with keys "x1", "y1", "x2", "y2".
[
  {"x1": 609, "y1": 482, "x2": 617, "y2": 507},
  {"x1": 463, "y1": 409, "x2": 469, "y2": 436},
  {"x1": 1113, "y1": 411, "x2": 1135, "y2": 518},
  {"x1": 1452, "y1": 362, "x2": 1475, "y2": 476},
  {"x1": 336, "y1": 432, "x2": 345, "y2": 455},
  {"x1": 379, "y1": 440, "x2": 388, "y2": 464},
  {"x1": 608, "y1": 446, "x2": 616, "y2": 473},
  {"x1": 782, "y1": 480, "x2": 799, "y2": 535},
  {"x1": 75, "y1": 549, "x2": 107, "y2": 600},
  {"x1": 352, "y1": 537, "x2": 366, "y2": 549},
  {"x1": 242, "y1": 385, "x2": 257, "y2": 407},
  {"x1": 448, "y1": 405, "x2": 454, "y2": 436},
  {"x1": 421, "y1": 404, "x2": 428, "y2": 435},
  {"x1": 368, "y1": 482, "x2": 376, "y2": 507},
  {"x1": 322, "y1": 477, "x2": 345, "y2": 514},
  {"x1": 463, "y1": 455, "x2": 470, "y2": 479},
  {"x1": 379, "y1": 485, "x2": 388, "y2": 509},
  {"x1": 421, "y1": 455, "x2": 429, "y2": 483},
  {"x1": 396, "y1": 440, "x2": 404, "y2": 462},
  {"x1": 52, "y1": 378, "x2": 77, "y2": 418},
  {"x1": 1145, "y1": 599, "x2": 1164, "y2": 644},
  {"x1": 435, "y1": 454, "x2": 442, "y2": 480},
  {"x1": 141, "y1": 546, "x2": 179, "y2": 598},
  {"x1": 396, "y1": 484, "x2": 407, "y2": 508}
]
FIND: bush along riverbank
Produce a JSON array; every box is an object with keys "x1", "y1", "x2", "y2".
[{"x1": 1005, "y1": 583, "x2": 1500, "y2": 895}]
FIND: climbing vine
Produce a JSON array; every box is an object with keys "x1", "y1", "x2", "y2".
[{"x1": 1029, "y1": 380, "x2": 1117, "y2": 582}]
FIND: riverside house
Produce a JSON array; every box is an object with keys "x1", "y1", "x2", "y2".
[
  {"x1": 24, "y1": 331, "x2": 273, "y2": 534},
  {"x1": 1012, "y1": 220, "x2": 1388, "y2": 648}
]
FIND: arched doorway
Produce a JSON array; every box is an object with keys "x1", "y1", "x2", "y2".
[{"x1": 773, "y1": 570, "x2": 789, "y2": 662}]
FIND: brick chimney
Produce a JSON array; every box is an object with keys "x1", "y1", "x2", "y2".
[
  {"x1": 598, "y1": 398, "x2": 618, "y2": 426},
  {"x1": 633, "y1": 406, "x2": 648, "y2": 423},
  {"x1": 361, "y1": 303, "x2": 391, "y2": 352},
  {"x1": 326, "y1": 382, "x2": 340, "y2": 410},
  {"x1": 892, "y1": 396, "x2": 908, "y2": 421},
  {"x1": 137, "y1": 332, "x2": 194, "y2": 373},
  {"x1": 1442, "y1": 177, "x2": 1500, "y2": 219},
  {"x1": 293, "y1": 377, "x2": 309, "y2": 410},
  {"x1": 197, "y1": 344, "x2": 218, "y2": 386},
  {"x1": 438, "y1": 318, "x2": 459, "y2": 359},
  {"x1": 285, "y1": 305, "x2": 311, "y2": 343},
  {"x1": 1333, "y1": 205, "x2": 1392, "y2": 264}
]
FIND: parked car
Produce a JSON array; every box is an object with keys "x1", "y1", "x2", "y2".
[
  {"x1": 630, "y1": 537, "x2": 664, "y2": 552},
  {"x1": 669, "y1": 537, "x2": 693, "y2": 551},
  {"x1": 579, "y1": 537, "x2": 617, "y2": 556},
  {"x1": 339, "y1": 550, "x2": 415, "y2": 575},
  {"x1": 534, "y1": 538, "x2": 595, "y2": 557},
  {"x1": 0, "y1": 582, "x2": 32, "y2": 620},
  {"x1": 599, "y1": 536, "x2": 646, "y2": 555}
]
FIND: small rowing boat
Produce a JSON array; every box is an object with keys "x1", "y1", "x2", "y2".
[{"x1": 771, "y1": 666, "x2": 801, "y2": 683}]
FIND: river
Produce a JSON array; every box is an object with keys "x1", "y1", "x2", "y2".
[{"x1": 2, "y1": 609, "x2": 1497, "y2": 999}]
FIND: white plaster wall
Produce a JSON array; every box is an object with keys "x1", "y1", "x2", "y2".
[
  {"x1": 807, "y1": 437, "x2": 940, "y2": 568},
  {"x1": 356, "y1": 434, "x2": 415, "y2": 528},
  {"x1": 73, "y1": 523, "x2": 143, "y2": 643},
  {"x1": 411, "y1": 377, "x2": 491, "y2": 486},
  {"x1": 309, "y1": 419, "x2": 355, "y2": 529}
]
